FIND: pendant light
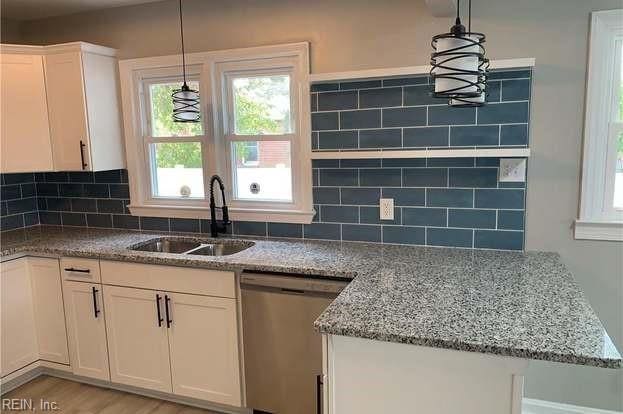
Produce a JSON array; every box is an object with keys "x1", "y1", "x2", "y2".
[
  {"x1": 430, "y1": 0, "x2": 489, "y2": 107},
  {"x1": 172, "y1": 0, "x2": 200, "y2": 123}
]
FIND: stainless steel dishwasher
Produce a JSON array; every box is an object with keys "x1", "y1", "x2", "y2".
[{"x1": 241, "y1": 272, "x2": 348, "y2": 414}]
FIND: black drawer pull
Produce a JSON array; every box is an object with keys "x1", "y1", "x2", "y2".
[
  {"x1": 156, "y1": 294, "x2": 164, "y2": 327},
  {"x1": 164, "y1": 295, "x2": 172, "y2": 328},
  {"x1": 64, "y1": 267, "x2": 90, "y2": 274},
  {"x1": 92, "y1": 286, "x2": 100, "y2": 318}
]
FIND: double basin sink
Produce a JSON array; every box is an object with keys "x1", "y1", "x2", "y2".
[{"x1": 129, "y1": 237, "x2": 254, "y2": 256}]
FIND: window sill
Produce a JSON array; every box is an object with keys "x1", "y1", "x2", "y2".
[
  {"x1": 574, "y1": 220, "x2": 623, "y2": 241},
  {"x1": 128, "y1": 204, "x2": 315, "y2": 224}
]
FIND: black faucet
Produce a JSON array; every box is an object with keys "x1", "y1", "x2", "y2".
[{"x1": 209, "y1": 175, "x2": 231, "y2": 237}]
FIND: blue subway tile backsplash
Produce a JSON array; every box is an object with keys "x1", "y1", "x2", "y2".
[{"x1": 0, "y1": 69, "x2": 530, "y2": 251}]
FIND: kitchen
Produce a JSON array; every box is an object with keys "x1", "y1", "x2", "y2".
[{"x1": 0, "y1": 1, "x2": 622, "y2": 413}]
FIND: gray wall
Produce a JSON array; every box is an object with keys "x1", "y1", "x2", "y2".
[{"x1": 8, "y1": 0, "x2": 623, "y2": 410}]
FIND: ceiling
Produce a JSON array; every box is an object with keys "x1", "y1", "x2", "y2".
[{"x1": 1, "y1": 0, "x2": 167, "y2": 21}]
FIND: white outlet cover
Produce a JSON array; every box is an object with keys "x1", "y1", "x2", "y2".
[
  {"x1": 379, "y1": 198, "x2": 394, "y2": 220},
  {"x1": 499, "y1": 158, "x2": 527, "y2": 182}
]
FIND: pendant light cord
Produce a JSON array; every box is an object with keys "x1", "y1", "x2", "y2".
[
  {"x1": 468, "y1": 0, "x2": 472, "y2": 33},
  {"x1": 178, "y1": 0, "x2": 187, "y2": 85}
]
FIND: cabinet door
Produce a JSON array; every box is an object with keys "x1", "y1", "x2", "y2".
[
  {"x1": 29, "y1": 258, "x2": 69, "y2": 364},
  {"x1": 0, "y1": 54, "x2": 53, "y2": 173},
  {"x1": 103, "y1": 286, "x2": 172, "y2": 393},
  {"x1": 44, "y1": 52, "x2": 91, "y2": 171},
  {"x1": 167, "y1": 293, "x2": 241, "y2": 406},
  {"x1": 0, "y1": 259, "x2": 39, "y2": 376},
  {"x1": 62, "y1": 280, "x2": 109, "y2": 380}
]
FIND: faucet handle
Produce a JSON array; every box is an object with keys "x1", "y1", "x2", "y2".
[{"x1": 221, "y1": 206, "x2": 231, "y2": 225}]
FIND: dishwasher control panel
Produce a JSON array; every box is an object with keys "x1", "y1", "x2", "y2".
[{"x1": 241, "y1": 272, "x2": 349, "y2": 295}]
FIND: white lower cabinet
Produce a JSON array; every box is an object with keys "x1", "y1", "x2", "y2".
[
  {"x1": 102, "y1": 285, "x2": 242, "y2": 406},
  {"x1": 2, "y1": 257, "x2": 242, "y2": 409},
  {"x1": 29, "y1": 258, "x2": 69, "y2": 364},
  {"x1": 103, "y1": 286, "x2": 172, "y2": 392},
  {"x1": 62, "y1": 280, "x2": 110, "y2": 381},
  {"x1": 168, "y1": 292, "x2": 241, "y2": 406},
  {"x1": 1, "y1": 259, "x2": 39, "y2": 376}
]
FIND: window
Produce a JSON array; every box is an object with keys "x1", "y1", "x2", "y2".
[
  {"x1": 576, "y1": 10, "x2": 623, "y2": 241},
  {"x1": 119, "y1": 43, "x2": 313, "y2": 223},
  {"x1": 223, "y1": 72, "x2": 294, "y2": 203},
  {"x1": 145, "y1": 79, "x2": 206, "y2": 200}
]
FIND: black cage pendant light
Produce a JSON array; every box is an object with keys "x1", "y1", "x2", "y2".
[
  {"x1": 172, "y1": 0, "x2": 200, "y2": 122},
  {"x1": 430, "y1": 0, "x2": 489, "y2": 107}
]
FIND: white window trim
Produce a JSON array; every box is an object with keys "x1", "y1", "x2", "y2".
[
  {"x1": 576, "y1": 9, "x2": 623, "y2": 241},
  {"x1": 118, "y1": 43, "x2": 314, "y2": 224}
]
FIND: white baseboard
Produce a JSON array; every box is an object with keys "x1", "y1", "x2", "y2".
[
  {"x1": 523, "y1": 398, "x2": 623, "y2": 414},
  {"x1": 3, "y1": 366, "x2": 620, "y2": 414}
]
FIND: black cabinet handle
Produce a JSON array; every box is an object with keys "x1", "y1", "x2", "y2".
[
  {"x1": 64, "y1": 267, "x2": 90, "y2": 274},
  {"x1": 316, "y1": 374, "x2": 323, "y2": 414},
  {"x1": 164, "y1": 295, "x2": 172, "y2": 328},
  {"x1": 79, "y1": 140, "x2": 87, "y2": 170},
  {"x1": 92, "y1": 286, "x2": 100, "y2": 318},
  {"x1": 156, "y1": 294, "x2": 164, "y2": 327}
]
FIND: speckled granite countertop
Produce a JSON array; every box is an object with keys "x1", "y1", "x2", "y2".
[{"x1": 1, "y1": 225, "x2": 620, "y2": 369}]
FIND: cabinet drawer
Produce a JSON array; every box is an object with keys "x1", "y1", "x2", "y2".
[
  {"x1": 60, "y1": 258, "x2": 101, "y2": 283},
  {"x1": 100, "y1": 261, "x2": 236, "y2": 299}
]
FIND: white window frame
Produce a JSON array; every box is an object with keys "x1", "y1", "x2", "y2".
[
  {"x1": 576, "y1": 9, "x2": 623, "y2": 241},
  {"x1": 118, "y1": 43, "x2": 314, "y2": 223}
]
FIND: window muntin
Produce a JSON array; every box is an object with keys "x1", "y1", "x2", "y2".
[{"x1": 142, "y1": 76, "x2": 208, "y2": 202}]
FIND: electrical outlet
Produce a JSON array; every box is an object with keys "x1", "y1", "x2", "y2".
[
  {"x1": 379, "y1": 198, "x2": 394, "y2": 220},
  {"x1": 499, "y1": 158, "x2": 527, "y2": 182}
]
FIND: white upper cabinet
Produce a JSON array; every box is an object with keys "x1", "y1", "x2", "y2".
[
  {"x1": 0, "y1": 42, "x2": 125, "y2": 173},
  {"x1": 0, "y1": 53, "x2": 54, "y2": 173},
  {"x1": 44, "y1": 43, "x2": 125, "y2": 171}
]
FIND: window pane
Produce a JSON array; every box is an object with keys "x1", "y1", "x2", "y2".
[
  {"x1": 231, "y1": 141, "x2": 292, "y2": 201},
  {"x1": 149, "y1": 81, "x2": 203, "y2": 137},
  {"x1": 614, "y1": 130, "x2": 623, "y2": 209},
  {"x1": 151, "y1": 142, "x2": 205, "y2": 198},
  {"x1": 232, "y1": 75, "x2": 292, "y2": 135}
]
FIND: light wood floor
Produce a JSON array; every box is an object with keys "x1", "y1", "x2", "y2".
[{"x1": 2, "y1": 376, "x2": 219, "y2": 413}]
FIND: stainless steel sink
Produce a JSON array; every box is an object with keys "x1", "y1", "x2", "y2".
[
  {"x1": 129, "y1": 237, "x2": 254, "y2": 256},
  {"x1": 187, "y1": 243, "x2": 249, "y2": 256},
  {"x1": 133, "y1": 239, "x2": 201, "y2": 253}
]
